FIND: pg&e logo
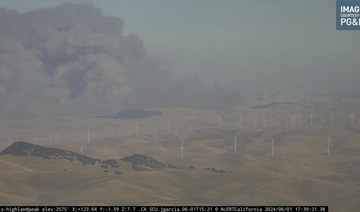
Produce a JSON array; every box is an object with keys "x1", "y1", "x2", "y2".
[{"x1": 337, "y1": 0, "x2": 360, "y2": 30}]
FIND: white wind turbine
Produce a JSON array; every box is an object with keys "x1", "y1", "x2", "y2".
[
  {"x1": 217, "y1": 114, "x2": 222, "y2": 128},
  {"x1": 180, "y1": 138, "x2": 184, "y2": 158},
  {"x1": 320, "y1": 115, "x2": 324, "y2": 129},
  {"x1": 327, "y1": 135, "x2": 331, "y2": 156},
  {"x1": 87, "y1": 128, "x2": 90, "y2": 143},
  {"x1": 329, "y1": 113, "x2": 335, "y2": 127},
  {"x1": 263, "y1": 115, "x2": 269, "y2": 130},
  {"x1": 135, "y1": 121, "x2": 138, "y2": 136},
  {"x1": 285, "y1": 115, "x2": 289, "y2": 132},
  {"x1": 159, "y1": 122, "x2": 163, "y2": 132},
  {"x1": 49, "y1": 136, "x2": 53, "y2": 146},
  {"x1": 237, "y1": 114, "x2": 242, "y2": 129},
  {"x1": 296, "y1": 113, "x2": 302, "y2": 128},
  {"x1": 349, "y1": 112, "x2": 355, "y2": 128},
  {"x1": 234, "y1": 133, "x2": 240, "y2": 153},
  {"x1": 254, "y1": 114, "x2": 257, "y2": 129},
  {"x1": 35, "y1": 133, "x2": 38, "y2": 144},
  {"x1": 291, "y1": 114, "x2": 295, "y2": 129},
  {"x1": 56, "y1": 132, "x2": 60, "y2": 144},
  {"x1": 188, "y1": 126, "x2": 192, "y2": 137},
  {"x1": 168, "y1": 119, "x2": 172, "y2": 134},
  {"x1": 271, "y1": 137, "x2": 274, "y2": 157},
  {"x1": 79, "y1": 145, "x2": 84, "y2": 155}
]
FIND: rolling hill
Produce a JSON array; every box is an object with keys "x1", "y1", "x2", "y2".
[{"x1": 0, "y1": 102, "x2": 359, "y2": 210}]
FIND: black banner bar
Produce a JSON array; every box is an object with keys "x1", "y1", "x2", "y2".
[{"x1": 0, "y1": 206, "x2": 329, "y2": 212}]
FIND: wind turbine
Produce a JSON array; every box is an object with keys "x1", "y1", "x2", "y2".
[
  {"x1": 320, "y1": 115, "x2": 324, "y2": 129},
  {"x1": 237, "y1": 114, "x2": 242, "y2": 129},
  {"x1": 159, "y1": 122, "x2": 163, "y2": 132},
  {"x1": 217, "y1": 114, "x2": 222, "y2": 128},
  {"x1": 49, "y1": 136, "x2": 53, "y2": 146},
  {"x1": 118, "y1": 128, "x2": 121, "y2": 137},
  {"x1": 135, "y1": 121, "x2": 138, "y2": 136},
  {"x1": 263, "y1": 116, "x2": 269, "y2": 130},
  {"x1": 234, "y1": 133, "x2": 240, "y2": 153},
  {"x1": 296, "y1": 113, "x2": 302, "y2": 128},
  {"x1": 329, "y1": 113, "x2": 335, "y2": 127},
  {"x1": 188, "y1": 126, "x2": 192, "y2": 136},
  {"x1": 349, "y1": 112, "x2": 355, "y2": 128},
  {"x1": 56, "y1": 132, "x2": 60, "y2": 144},
  {"x1": 180, "y1": 138, "x2": 184, "y2": 158},
  {"x1": 271, "y1": 137, "x2": 274, "y2": 157},
  {"x1": 254, "y1": 114, "x2": 257, "y2": 129},
  {"x1": 87, "y1": 128, "x2": 90, "y2": 143},
  {"x1": 327, "y1": 135, "x2": 331, "y2": 156},
  {"x1": 285, "y1": 115, "x2": 289, "y2": 132},
  {"x1": 35, "y1": 133, "x2": 38, "y2": 144},
  {"x1": 291, "y1": 114, "x2": 295, "y2": 129},
  {"x1": 168, "y1": 119, "x2": 172, "y2": 134},
  {"x1": 79, "y1": 145, "x2": 84, "y2": 155},
  {"x1": 310, "y1": 110, "x2": 313, "y2": 127}
]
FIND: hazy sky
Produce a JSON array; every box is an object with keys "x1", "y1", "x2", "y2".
[{"x1": 1, "y1": 0, "x2": 359, "y2": 93}]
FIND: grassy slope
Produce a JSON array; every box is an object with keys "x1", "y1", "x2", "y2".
[{"x1": 0, "y1": 102, "x2": 359, "y2": 210}]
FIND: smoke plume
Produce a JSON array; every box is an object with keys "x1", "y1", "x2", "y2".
[{"x1": 0, "y1": 3, "x2": 240, "y2": 119}]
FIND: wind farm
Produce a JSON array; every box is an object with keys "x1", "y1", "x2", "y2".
[
  {"x1": 0, "y1": 101, "x2": 359, "y2": 209},
  {"x1": 0, "y1": 0, "x2": 359, "y2": 210}
]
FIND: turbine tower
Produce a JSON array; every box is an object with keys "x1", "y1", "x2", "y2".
[
  {"x1": 263, "y1": 116, "x2": 269, "y2": 130},
  {"x1": 56, "y1": 132, "x2": 60, "y2": 144},
  {"x1": 327, "y1": 135, "x2": 331, "y2": 156},
  {"x1": 254, "y1": 114, "x2": 257, "y2": 129},
  {"x1": 135, "y1": 121, "x2": 138, "y2": 136},
  {"x1": 217, "y1": 114, "x2": 222, "y2": 128},
  {"x1": 285, "y1": 115, "x2": 289, "y2": 132},
  {"x1": 180, "y1": 138, "x2": 184, "y2": 158},
  {"x1": 310, "y1": 110, "x2": 313, "y2": 127},
  {"x1": 296, "y1": 113, "x2": 302, "y2": 128},
  {"x1": 320, "y1": 115, "x2": 324, "y2": 129},
  {"x1": 118, "y1": 128, "x2": 121, "y2": 137},
  {"x1": 271, "y1": 137, "x2": 274, "y2": 157},
  {"x1": 35, "y1": 133, "x2": 38, "y2": 144},
  {"x1": 79, "y1": 145, "x2": 84, "y2": 155},
  {"x1": 168, "y1": 119, "x2": 172, "y2": 134},
  {"x1": 87, "y1": 128, "x2": 90, "y2": 143},
  {"x1": 238, "y1": 114, "x2": 242, "y2": 129},
  {"x1": 188, "y1": 126, "x2": 192, "y2": 137},
  {"x1": 349, "y1": 112, "x2": 355, "y2": 128},
  {"x1": 329, "y1": 113, "x2": 335, "y2": 127},
  {"x1": 234, "y1": 133, "x2": 240, "y2": 153}
]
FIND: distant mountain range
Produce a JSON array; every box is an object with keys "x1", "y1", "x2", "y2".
[{"x1": 98, "y1": 108, "x2": 162, "y2": 120}]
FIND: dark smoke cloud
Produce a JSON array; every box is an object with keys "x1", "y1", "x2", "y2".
[{"x1": 0, "y1": 3, "x2": 240, "y2": 119}]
